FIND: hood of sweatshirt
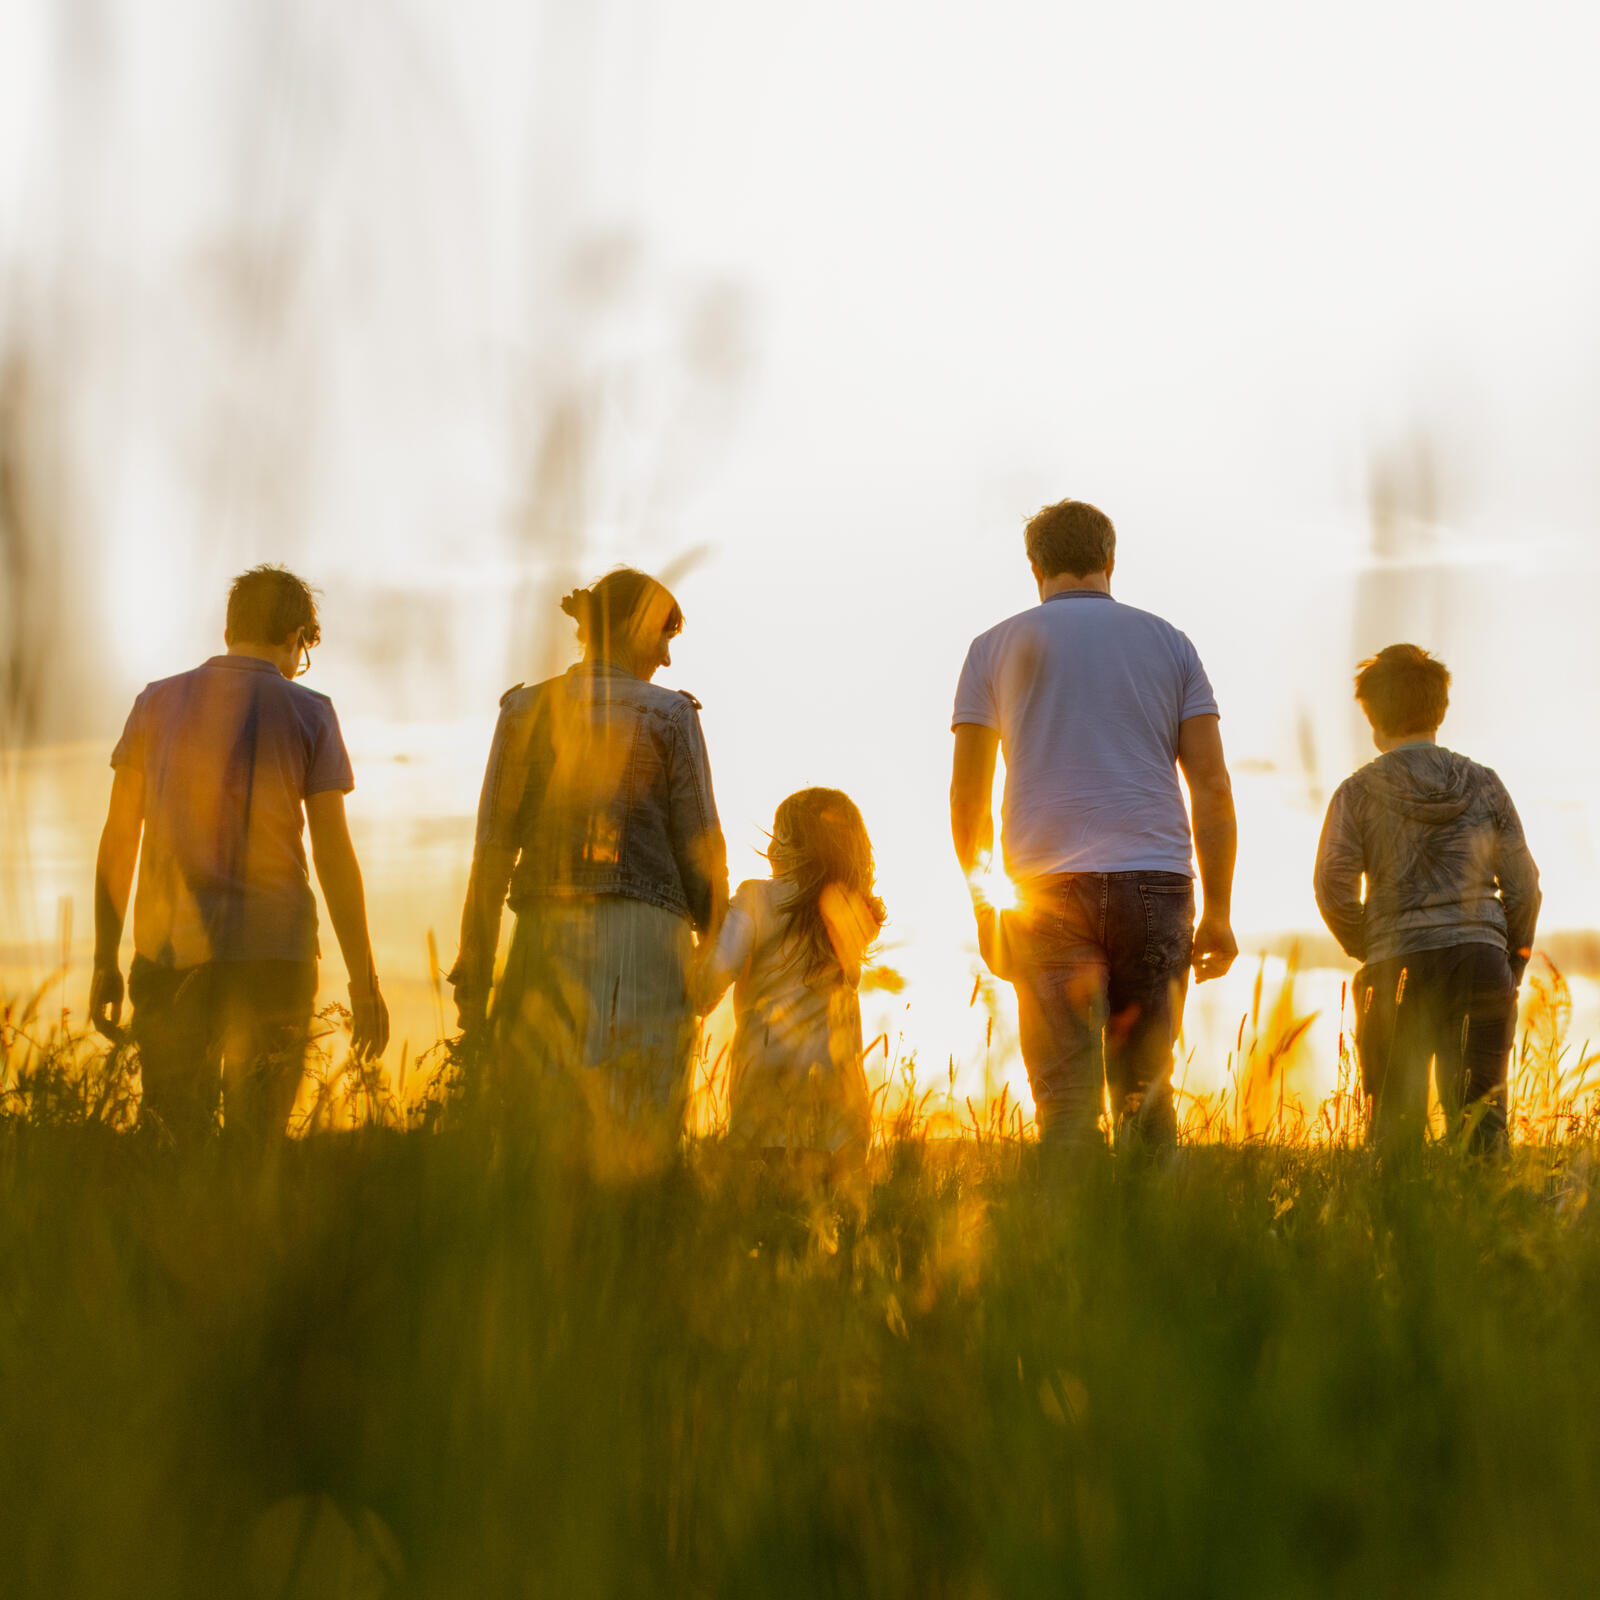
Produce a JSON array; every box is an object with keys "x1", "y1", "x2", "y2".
[{"x1": 1364, "y1": 744, "x2": 1478, "y2": 824}]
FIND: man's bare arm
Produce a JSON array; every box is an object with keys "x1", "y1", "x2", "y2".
[
  {"x1": 306, "y1": 790, "x2": 390, "y2": 1059},
  {"x1": 1176, "y1": 714, "x2": 1238, "y2": 983},
  {"x1": 89, "y1": 767, "x2": 145, "y2": 1040},
  {"x1": 951, "y1": 724, "x2": 1010, "y2": 975},
  {"x1": 950, "y1": 724, "x2": 1000, "y2": 876}
]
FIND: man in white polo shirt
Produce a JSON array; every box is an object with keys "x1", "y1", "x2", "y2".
[{"x1": 950, "y1": 498, "x2": 1237, "y2": 1150}]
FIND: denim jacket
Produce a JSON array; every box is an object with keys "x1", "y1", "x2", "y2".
[
  {"x1": 1313, "y1": 744, "x2": 1540, "y2": 974},
  {"x1": 452, "y1": 663, "x2": 728, "y2": 997}
]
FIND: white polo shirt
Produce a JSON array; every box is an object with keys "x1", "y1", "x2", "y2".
[{"x1": 952, "y1": 591, "x2": 1219, "y2": 879}]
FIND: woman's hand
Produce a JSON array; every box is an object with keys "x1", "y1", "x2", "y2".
[{"x1": 453, "y1": 981, "x2": 490, "y2": 1038}]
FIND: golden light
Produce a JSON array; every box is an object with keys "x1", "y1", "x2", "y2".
[{"x1": 966, "y1": 861, "x2": 1019, "y2": 916}]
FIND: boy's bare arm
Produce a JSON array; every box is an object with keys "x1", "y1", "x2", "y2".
[
  {"x1": 89, "y1": 768, "x2": 145, "y2": 1039},
  {"x1": 305, "y1": 790, "x2": 390, "y2": 1059},
  {"x1": 1177, "y1": 714, "x2": 1238, "y2": 982}
]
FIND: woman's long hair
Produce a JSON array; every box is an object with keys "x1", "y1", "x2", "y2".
[
  {"x1": 768, "y1": 788, "x2": 887, "y2": 983},
  {"x1": 560, "y1": 568, "x2": 682, "y2": 660}
]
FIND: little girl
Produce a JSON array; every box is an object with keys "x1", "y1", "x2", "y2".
[{"x1": 696, "y1": 788, "x2": 886, "y2": 1171}]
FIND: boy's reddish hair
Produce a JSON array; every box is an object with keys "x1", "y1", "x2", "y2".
[{"x1": 1355, "y1": 643, "x2": 1450, "y2": 737}]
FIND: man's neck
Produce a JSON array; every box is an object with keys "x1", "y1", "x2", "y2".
[{"x1": 1038, "y1": 571, "x2": 1112, "y2": 600}]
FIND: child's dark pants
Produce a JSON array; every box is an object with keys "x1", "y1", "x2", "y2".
[
  {"x1": 1353, "y1": 943, "x2": 1517, "y2": 1152},
  {"x1": 130, "y1": 956, "x2": 317, "y2": 1143}
]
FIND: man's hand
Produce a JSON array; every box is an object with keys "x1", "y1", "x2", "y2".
[
  {"x1": 348, "y1": 981, "x2": 391, "y2": 1060},
  {"x1": 89, "y1": 962, "x2": 126, "y2": 1041},
  {"x1": 1192, "y1": 910, "x2": 1237, "y2": 983},
  {"x1": 974, "y1": 904, "x2": 1012, "y2": 980}
]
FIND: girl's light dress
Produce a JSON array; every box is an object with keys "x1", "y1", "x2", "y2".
[{"x1": 700, "y1": 878, "x2": 876, "y2": 1159}]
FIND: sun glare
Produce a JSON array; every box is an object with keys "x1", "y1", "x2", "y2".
[{"x1": 967, "y1": 862, "x2": 1019, "y2": 915}]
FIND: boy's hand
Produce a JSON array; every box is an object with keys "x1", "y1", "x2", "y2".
[
  {"x1": 348, "y1": 980, "x2": 390, "y2": 1060},
  {"x1": 88, "y1": 962, "x2": 126, "y2": 1041},
  {"x1": 1192, "y1": 911, "x2": 1237, "y2": 983}
]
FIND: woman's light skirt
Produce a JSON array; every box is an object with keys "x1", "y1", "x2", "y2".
[{"x1": 492, "y1": 895, "x2": 697, "y2": 1164}]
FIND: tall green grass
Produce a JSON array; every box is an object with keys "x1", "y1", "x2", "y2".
[{"x1": 5, "y1": 997, "x2": 1600, "y2": 1598}]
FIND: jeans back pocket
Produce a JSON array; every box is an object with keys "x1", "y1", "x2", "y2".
[{"x1": 1138, "y1": 881, "x2": 1195, "y2": 972}]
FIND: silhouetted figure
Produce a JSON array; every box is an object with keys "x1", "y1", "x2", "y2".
[
  {"x1": 89, "y1": 566, "x2": 389, "y2": 1144},
  {"x1": 451, "y1": 568, "x2": 727, "y2": 1162},
  {"x1": 949, "y1": 499, "x2": 1237, "y2": 1151},
  {"x1": 695, "y1": 788, "x2": 886, "y2": 1181},
  {"x1": 1314, "y1": 645, "x2": 1540, "y2": 1152}
]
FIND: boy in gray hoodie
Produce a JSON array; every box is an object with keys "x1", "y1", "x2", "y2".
[{"x1": 1314, "y1": 644, "x2": 1540, "y2": 1150}]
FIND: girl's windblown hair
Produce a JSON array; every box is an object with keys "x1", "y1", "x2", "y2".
[{"x1": 768, "y1": 788, "x2": 887, "y2": 983}]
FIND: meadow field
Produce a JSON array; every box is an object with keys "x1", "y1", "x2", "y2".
[{"x1": 5, "y1": 976, "x2": 1600, "y2": 1600}]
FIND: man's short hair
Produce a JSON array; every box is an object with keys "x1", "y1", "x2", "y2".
[
  {"x1": 1024, "y1": 499, "x2": 1116, "y2": 579},
  {"x1": 1354, "y1": 643, "x2": 1450, "y2": 737},
  {"x1": 225, "y1": 565, "x2": 322, "y2": 648}
]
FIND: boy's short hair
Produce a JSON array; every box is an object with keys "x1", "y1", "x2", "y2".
[
  {"x1": 225, "y1": 565, "x2": 321, "y2": 648},
  {"x1": 1355, "y1": 643, "x2": 1450, "y2": 737},
  {"x1": 1024, "y1": 499, "x2": 1116, "y2": 579}
]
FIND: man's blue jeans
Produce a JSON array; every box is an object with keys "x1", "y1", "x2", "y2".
[{"x1": 1002, "y1": 871, "x2": 1195, "y2": 1148}]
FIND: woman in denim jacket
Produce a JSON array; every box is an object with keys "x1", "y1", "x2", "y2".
[{"x1": 451, "y1": 568, "x2": 728, "y2": 1158}]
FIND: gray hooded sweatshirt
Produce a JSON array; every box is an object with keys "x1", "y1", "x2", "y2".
[{"x1": 1313, "y1": 744, "x2": 1541, "y2": 972}]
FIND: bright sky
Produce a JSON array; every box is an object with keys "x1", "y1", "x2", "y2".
[{"x1": 4, "y1": 0, "x2": 1600, "y2": 1105}]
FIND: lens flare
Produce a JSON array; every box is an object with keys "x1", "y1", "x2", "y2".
[{"x1": 966, "y1": 861, "x2": 1018, "y2": 915}]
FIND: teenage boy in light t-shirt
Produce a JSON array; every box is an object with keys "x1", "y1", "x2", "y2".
[
  {"x1": 1314, "y1": 643, "x2": 1540, "y2": 1152},
  {"x1": 89, "y1": 565, "x2": 389, "y2": 1143},
  {"x1": 949, "y1": 498, "x2": 1238, "y2": 1151}
]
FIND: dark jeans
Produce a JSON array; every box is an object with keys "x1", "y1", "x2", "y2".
[
  {"x1": 129, "y1": 956, "x2": 317, "y2": 1143},
  {"x1": 1003, "y1": 871, "x2": 1194, "y2": 1149},
  {"x1": 1353, "y1": 943, "x2": 1517, "y2": 1152}
]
